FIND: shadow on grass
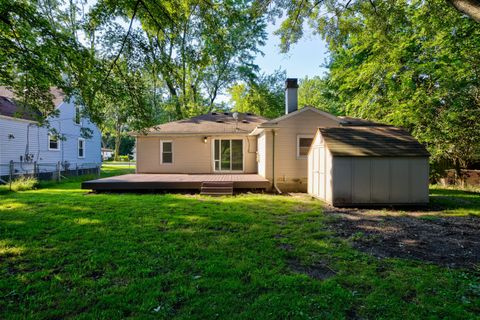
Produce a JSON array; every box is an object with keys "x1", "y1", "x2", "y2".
[{"x1": 1, "y1": 179, "x2": 479, "y2": 319}]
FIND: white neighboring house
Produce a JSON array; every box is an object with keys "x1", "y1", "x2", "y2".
[
  {"x1": 101, "y1": 148, "x2": 114, "y2": 161},
  {"x1": 0, "y1": 87, "x2": 102, "y2": 177}
]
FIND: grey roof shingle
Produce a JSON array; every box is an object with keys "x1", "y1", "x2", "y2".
[
  {"x1": 141, "y1": 112, "x2": 268, "y2": 135},
  {"x1": 319, "y1": 126, "x2": 430, "y2": 157}
]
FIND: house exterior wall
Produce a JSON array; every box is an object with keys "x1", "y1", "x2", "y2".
[
  {"x1": 0, "y1": 99, "x2": 101, "y2": 176},
  {"x1": 136, "y1": 135, "x2": 258, "y2": 174},
  {"x1": 263, "y1": 108, "x2": 340, "y2": 192},
  {"x1": 328, "y1": 156, "x2": 429, "y2": 206}
]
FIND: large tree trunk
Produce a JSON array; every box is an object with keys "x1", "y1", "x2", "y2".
[
  {"x1": 448, "y1": 0, "x2": 480, "y2": 22},
  {"x1": 114, "y1": 135, "x2": 121, "y2": 161},
  {"x1": 114, "y1": 123, "x2": 121, "y2": 161}
]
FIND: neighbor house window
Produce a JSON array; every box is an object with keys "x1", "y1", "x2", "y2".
[
  {"x1": 161, "y1": 141, "x2": 173, "y2": 164},
  {"x1": 48, "y1": 134, "x2": 59, "y2": 150},
  {"x1": 78, "y1": 138, "x2": 85, "y2": 158},
  {"x1": 74, "y1": 105, "x2": 81, "y2": 124},
  {"x1": 297, "y1": 135, "x2": 313, "y2": 158}
]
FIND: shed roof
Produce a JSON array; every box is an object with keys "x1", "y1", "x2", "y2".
[
  {"x1": 138, "y1": 112, "x2": 268, "y2": 136},
  {"x1": 318, "y1": 126, "x2": 429, "y2": 157}
]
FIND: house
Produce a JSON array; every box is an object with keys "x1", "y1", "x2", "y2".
[
  {"x1": 115, "y1": 77, "x2": 429, "y2": 200},
  {"x1": 308, "y1": 126, "x2": 430, "y2": 206},
  {"x1": 133, "y1": 79, "x2": 346, "y2": 192},
  {"x1": 102, "y1": 148, "x2": 114, "y2": 161},
  {"x1": 0, "y1": 87, "x2": 102, "y2": 179}
]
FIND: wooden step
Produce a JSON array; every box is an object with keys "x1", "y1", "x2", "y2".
[{"x1": 200, "y1": 181, "x2": 233, "y2": 195}]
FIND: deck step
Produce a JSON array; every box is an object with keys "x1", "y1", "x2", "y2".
[{"x1": 200, "y1": 181, "x2": 233, "y2": 195}]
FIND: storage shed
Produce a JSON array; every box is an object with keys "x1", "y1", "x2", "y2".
[{"x1": 308, "y1": 126, "x2": 430, "y2": 206}]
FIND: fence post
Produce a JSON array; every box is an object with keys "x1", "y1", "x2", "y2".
[
  {"x1": 9, "y1": 160, "x2": 14, "y2": 191},
  {"x1": 97, "y1": 164, "x2": 101, "y2": 177},
  {"x1": 33, "y1": 161, "x2": 38, "y2": 178},
  {"x1": 56, "y1": 161, "x2": 61, "y2": 182}
]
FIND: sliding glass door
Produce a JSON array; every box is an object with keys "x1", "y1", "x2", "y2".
[{"x1": 214, "y1": 139, "x2": 243, "y2": 172}]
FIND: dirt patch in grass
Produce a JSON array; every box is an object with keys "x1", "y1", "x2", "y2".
[
  {"x1": 325, "y1": 206, "x2": 480, "y2": 269},
  {"x1": 287, "y1": 258, "x2": 336, "y2": 280}
]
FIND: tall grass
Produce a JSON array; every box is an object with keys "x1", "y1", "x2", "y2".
[{"x1": 9, "y1": 176, "x2": 38, "y2": 191}]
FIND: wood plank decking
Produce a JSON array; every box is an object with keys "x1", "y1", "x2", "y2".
[{"x1": 81, "y1": 173, "x2": 270, "y2": 191}]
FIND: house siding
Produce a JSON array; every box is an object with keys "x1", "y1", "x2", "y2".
[
  {"x1": 136, "y1": 135, "x2": 257, "y2": 174},
  {"x1": 262, "y1": 108, "x2": 341, "y2": 192},
  {"x1": 0, "y1": 98, "x2": 101, "y2": 176}
]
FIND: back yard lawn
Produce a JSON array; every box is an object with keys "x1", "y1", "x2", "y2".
[{"x1": 1, "y1": 166, "x2": 479, "y2": 319}]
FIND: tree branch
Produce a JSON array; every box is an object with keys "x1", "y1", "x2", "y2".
[{"x1": 448, "y1": 0, "x2": 480, "y2": 22}]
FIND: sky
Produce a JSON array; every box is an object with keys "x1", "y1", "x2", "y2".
[{"x1": 254, "y1": 22, "x2": 330, "y2": 79}]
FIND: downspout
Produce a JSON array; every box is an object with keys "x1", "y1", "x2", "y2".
[{"x1": 272, "y1": 129, "x2": 282, "y2": 194}]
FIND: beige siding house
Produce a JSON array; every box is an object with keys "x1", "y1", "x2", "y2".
[
  {"x1": 250, "y1": 107, "x2": 342, "y2": 191},
  {"x1": 135, "y1": 112, "x2": 266, "y2": 174},
  {"x1": 133, "y1": 78, "x2": 429, "y2": 199}
]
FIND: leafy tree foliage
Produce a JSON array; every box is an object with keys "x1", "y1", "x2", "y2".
[
  {"x1": 298, "y1": 76, "x2": 340, "y2": 114},
  {"x1": 228, "y1": 70, "x2": 286, "y2": 118},
  {"x1": 0, "y1": 0, "x2": 91, "y2": 118},
  {"x1": 272, "y1": 0, "x2": 480, "y2": 171}
]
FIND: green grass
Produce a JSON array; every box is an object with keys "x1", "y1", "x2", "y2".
[
  {"x1": 0, "y1": 167, "x2": 479, "y2": 319},
  {"x1": 430, "y1": 185, "x2": 480, "y2": 216}
]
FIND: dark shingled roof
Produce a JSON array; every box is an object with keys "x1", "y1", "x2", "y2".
[
  {"x1": 319, "y1": 126, "x2": 429, "y2": 157},
  {"x1": 141, "y1": 112, "x2": 268, "y2": 135},
  {"x1": 0, "y1": 87, "x2": 65, "y2": 121},
  {"x1": 0, "y1": 96, "x2": 41, "y2": 121}
]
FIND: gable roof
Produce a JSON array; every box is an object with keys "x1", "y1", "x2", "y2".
[
  {"x1": 259, "y1": 106, "x2": 341, "y2": 127},
  {"x1": 138, "y1": 112, "x2": 268, "y2": 136},
  {"x1": 318, "y1": 126, "x2": 429, "y2": 157},
  {"x1": 0, "y1": 87, "x2": 66, "y2": 121}
]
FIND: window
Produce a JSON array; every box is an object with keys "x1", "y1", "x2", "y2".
[
  {"x1": 74, "y1": 105, "x2": 81, "y2": 124},
  {"x1": 48, "y1": 134, "x2": 59, "y2": 150},
  {"x1": 78, "y1": 138, "x2": 85, "y2": 158},
  {"x1": 161, "y1": 141, "x2": 173, "y2": 164},
  {"x1": 214, "y1": 139, "x2": 243, "y2": 171},
  {"x1": 297, "y1": 135, "x2": 313, "y2": 158}
]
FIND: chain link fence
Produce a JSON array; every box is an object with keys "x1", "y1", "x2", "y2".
[{"x1": 0, "y1": 161, "x2": 101, "y2": 185}]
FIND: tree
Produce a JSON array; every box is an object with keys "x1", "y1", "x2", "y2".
[
  {"x1": 89, "y1": 0, "x2": 267, "y2": 120},
  {"x1": 298, "y1": 76, "x2": 340, "y2": 114},
  {"x1": 319, "y1": 0, "x2": 480, "y2": 172},
  {"x1": 228, "y1": 70, "x2": 286, "y2": 118},
  {"x1": 0, "y1": 0, "x2": 92, "y2": 118},
  {"x1": 269, "y1": 0, "x2": 480, "y2": 53}
]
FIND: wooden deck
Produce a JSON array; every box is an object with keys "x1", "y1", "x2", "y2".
[{"x1": 81, "y1": 173, "x2": 270, "y2": 191}]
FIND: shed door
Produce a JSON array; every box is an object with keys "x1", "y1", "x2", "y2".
[{"x1": 313, "y1": 146, "x2": 325, "y2": 199}]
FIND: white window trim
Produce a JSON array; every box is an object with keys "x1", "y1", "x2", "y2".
[
  {"x1": 211, "y1": 138, "x2": 245, "y2": 173},
  {"x1": 160, "y1": 140, "x2": 174, "y2": 165},
  {"x1": 78, "y1": 138, "x2": 85, "y2": 158},
  {"x1": 296, "y1": 135, "x2": 314, "y2": 159},
  {"x1": 48, "y1": 134, "x2": 60, "y2": 151}
]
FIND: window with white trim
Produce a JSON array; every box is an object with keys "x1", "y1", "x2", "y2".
[
  {"x1": 297, "y1": 135, "x2": 313, "y2": 158},
  {"x1": 78, "y1": 138, "x2": 85, "y2": 158},
  {"x1": 48, "y1": 134, "x2": 60, "y2": 150},
  {"x1": 160, "y1": 141, "x2": 173, "y2": 164}
]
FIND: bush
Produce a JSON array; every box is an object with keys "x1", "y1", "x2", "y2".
[
  {"x1": 118, "y1": 155, "x2": 129, "y2": 162},
  {"x1": 10, "y1": 176, "x2": 38, "y2": 191}
]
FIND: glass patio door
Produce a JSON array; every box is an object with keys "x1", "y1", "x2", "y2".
[{"x1": 214, "y1": 139, "x2": 243, "y2": 172}]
